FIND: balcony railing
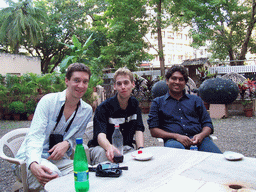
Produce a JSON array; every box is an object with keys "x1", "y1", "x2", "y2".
[{"x1": 209, "y1": 65, "x2": 256, "y2": 74}]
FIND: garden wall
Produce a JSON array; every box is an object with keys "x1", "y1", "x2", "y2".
[{"x1": 0, "y1": 53, "x2": 41, "y2": 75}]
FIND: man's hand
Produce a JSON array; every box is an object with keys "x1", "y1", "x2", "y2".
[
  {"x1": 192, "y1": 127, "x2": 212, "y2": 145},
  {"x1": 191, "y1": 134, "x2": 204, "y2": 145},
  {"x1": 30, "y1": 162, "x2": 58, "y2": 186},
  {"x1": 176, "y1": 135, "x2": 193, "y2": 147},
  {"x1": 105, "y1": 145, "x2": 121, "y2": 163},
  {"x1": 47, "y1": 141, "x2": 69, "y2": 160}
]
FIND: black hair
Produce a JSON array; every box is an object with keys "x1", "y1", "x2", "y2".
[{"x1": 165, "y1": 65, "x2": 189, "y2": 83}]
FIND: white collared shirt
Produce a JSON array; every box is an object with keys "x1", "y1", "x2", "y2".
[{"x1": 15, "y1": 90, "x2": 93, "y2": 167}]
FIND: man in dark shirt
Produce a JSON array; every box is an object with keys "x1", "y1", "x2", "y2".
[
  {"x1": 88, "y1": 67, "x2": 145, "y2": 165},
  {"x1": 147, "y1": 65, "x2": 221, "y2": 153}
]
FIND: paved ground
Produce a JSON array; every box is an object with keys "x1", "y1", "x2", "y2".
[{"x1": 1, "y1": 114, "x2": 256, "y2": 191}]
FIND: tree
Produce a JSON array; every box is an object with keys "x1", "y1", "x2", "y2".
[
  {"x1": 0, "y1": 0, "x2": 46, "y2": 53},
  {"x1": 144, "y1": 0, "x2": 175, "y2": 76},
  {"x1": 93, "y1": 0, "x2": 153, "y2": 70},
  {"x1": 146, "y1": 0, "x2": 164, "y2": 76},
  {"x1": 169, "y1": 0, "x2": 256, "y2": 66},
  {"x1": 60, "y1": 34, "x2": 95, "y2": 70},
  {"x1": 21, "y1": 0, "x2": 107, "y2": 73}
]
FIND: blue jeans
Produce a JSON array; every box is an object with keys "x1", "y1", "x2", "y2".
[{"x1": 164, "y1": 136, "x2": 222, "y2": 154}]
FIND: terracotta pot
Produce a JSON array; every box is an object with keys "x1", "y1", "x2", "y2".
[
  {"x1": 13, "y1": 114, "x2": 21, "y2": 121},
  {"x1": 27, "y1": 114, "x2": 34, "y2": 121},
  {"x1": 204, "y1": 102, "x2": 210, "y2": 110},
  {"x1": 38, "y1": 88, "x2": 43, "y2": 95},
  {"x1": 4, "y1": 114, "x2": 12, "y2": 120},
  {"x1": 244, "y1": 108, "x2": 253, "y2": 117}
]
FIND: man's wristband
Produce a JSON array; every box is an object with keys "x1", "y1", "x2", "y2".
[
  {"x1": 138, "y1": 147, "x2": 144, "y2": 150},
  {"x1": 65, "y1": 140, "x2": 71, "y2": 148},
  {"x1": 29, "y1": 161, "x2": 38, "y2": 170}
]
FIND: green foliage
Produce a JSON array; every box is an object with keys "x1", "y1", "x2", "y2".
[
  {"x1": 5, "y1": 74, "x2": 20, "y2": 89},
  {"x1": 37, "y1": 73, "x2": 55, "y2": 94},
  {"x1": 241, "y1": 100, "x2": 253, "y2": 109},
  {"x1": 0, "y1": 0, "x2": 46, "y2": 53},
  {"x1": 94, "y1": 0, "x2": 152, "y2": 70},
  {"x1": 60, "y1": 33, "x2": 103, "y2": 105},
  {"x1": 0, "y1": 74, "x2": 5, "y2": 85},
  {"x1": 133, "y1": 74, "x2": 160, "y2": 102},
  {"x1": 25, "y1": 99, "x2": 37, "y2": 114},
  {"x1": 9, "y1": 101, "x2": 25, "y2": 114},
  {"x1": 21, "y1": 0, "x2": 103, "y2": 73},
  {"x1": 51, "y1": 73, "x2": 66, "y2": 93},
  {"x1": 197, "y1": 67, "x2": 217, "y2": 83},
  {"x1": 60, "y1": 33, "x2": 95, "y2": 71},
  {"x1": 169, "y1": 0, "x2": 256, "y2": 65}
]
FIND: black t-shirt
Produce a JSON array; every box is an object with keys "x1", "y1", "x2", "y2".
[{"x1": 88, "y1": 94, "x2": 145, "y2": 147}]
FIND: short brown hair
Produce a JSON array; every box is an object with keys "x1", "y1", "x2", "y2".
[
  {"x1": 113, "y1": 67, "x2": 134, "y2": 83},
  {"x1": 165, "y1": 65, "x2": 189, "y2": 83},
  {"x1": 65, "y1": 63, "x2": 91, "y2": 80}
]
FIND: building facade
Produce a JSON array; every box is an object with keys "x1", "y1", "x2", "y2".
[
  {"x1": 145, "y1": 26, "x2": 209, "y2": 68},
  {"x1": 0, "y1": 53, "x2": 41, "y2": 75}
]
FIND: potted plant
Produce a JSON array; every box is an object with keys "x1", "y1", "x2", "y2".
[
  {"x1": 8, "y1": 101, "x2": 26, "y2": 120},
  {"x1": 0, "y1": 85, "x2": 13, "y2": 120},
  {"x1": 25, "y1": 99, "x2": 37, "y2": 121},
  {"x1": 133, "y1": 74, "x2": 160, "y2": 114},
  {"x1": 238, "y1": 79, "x2": 256, "y2": 117},
  {"x1": 0, "y1": 84, "x2": 7, "y2": 119}
]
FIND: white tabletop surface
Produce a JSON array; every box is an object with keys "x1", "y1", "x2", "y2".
[{"x1": 45, "y1": 146, "x2": 256, "y2": 192}]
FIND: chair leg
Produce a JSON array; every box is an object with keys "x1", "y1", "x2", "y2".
[
  {"x1": 12, "y1": 180, "x2": 23, "y2": 192},
  {"x1": 20, "y1": 164, "x2": 29, "y2": 192}
]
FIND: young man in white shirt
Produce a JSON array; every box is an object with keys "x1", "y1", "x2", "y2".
[{"x1": 15, "y1": 63, "x2": 93, "y2": 191}]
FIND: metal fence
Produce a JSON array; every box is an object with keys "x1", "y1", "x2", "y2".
[{"x1": 209, "y1": 65, "x2": 256, "y2": 74}]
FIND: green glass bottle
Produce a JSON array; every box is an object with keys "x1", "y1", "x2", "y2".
[{"x1": 74, "y1": 138, "x2": 89, "y2": 192}]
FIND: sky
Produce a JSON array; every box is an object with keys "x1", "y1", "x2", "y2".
[
  {"x1": 0, "y1": 0, "x2": 18, "y2": 8},
  {"x1": 0, "y1": 0, "x2": 9, "y2": 8}
]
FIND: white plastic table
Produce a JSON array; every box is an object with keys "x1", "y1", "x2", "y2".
[{"x1": 45, "y1": 146, "x2": 256, "y2": 192}]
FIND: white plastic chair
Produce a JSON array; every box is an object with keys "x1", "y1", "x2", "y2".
[
  {"x1": 0, "y1": 128, "x2": 29, "y2": 192},
  {"x1": 157, "y1": 135, "x2": 218, "y2": 146}
]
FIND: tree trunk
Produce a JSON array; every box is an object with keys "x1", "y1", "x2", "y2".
[
  {"x1": 237, "y1": 0, "x2": 256, "y2": 66},
  {"x1": 157, "y1": 0, "x2": 165, "y2": 77}
]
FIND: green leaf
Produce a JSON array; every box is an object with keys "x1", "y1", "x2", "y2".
[
  {"x1": 60, "y1": 56, "x2": 75, "y2": 69},
  {"x1": 72, "y1": 35, "x2": 82, "y2": 50}
]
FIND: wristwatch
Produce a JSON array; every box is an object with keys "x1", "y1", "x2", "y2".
[{"x1": 138, "y1": 147, "x2": 144, "y2": 150}]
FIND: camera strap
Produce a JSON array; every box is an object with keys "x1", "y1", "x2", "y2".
[{"x1": 53, "y1": 101, "x2": 80, "y2": 133}]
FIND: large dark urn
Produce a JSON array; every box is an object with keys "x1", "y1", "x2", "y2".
[
  {"x1": 198, "y1": 78, "x2": 239, "y2": 104},
  {"x1": 151, "y1": 80, "x2": 169, "y2": 98}
]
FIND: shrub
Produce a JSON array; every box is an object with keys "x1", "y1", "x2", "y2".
[
  {"x1": 25, "y1": 100, "x2": 37, "y2": 114},
  {"x1": 9, "y1": 101, "x2": 26, "y2": 114}
]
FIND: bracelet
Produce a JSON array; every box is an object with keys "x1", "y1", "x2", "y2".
[{"x1": 138, "y1": 147, "x2": 144, "y2": 150}]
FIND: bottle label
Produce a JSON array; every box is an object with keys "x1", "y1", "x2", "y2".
[
  {"x1": 74, "y1": 170, "x2": 89, "y2": 182},
  {"x1": 190, "y1": 145, "x2": 198, "y2": 151}
]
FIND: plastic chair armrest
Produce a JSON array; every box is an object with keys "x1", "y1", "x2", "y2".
[{"x1": 0, "y1": 154, "x2": 25, "y2": 165}]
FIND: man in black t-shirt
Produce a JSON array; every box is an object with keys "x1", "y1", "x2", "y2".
[{"x1": 88, "y1": 67, "x2": 145, "y2": 165}]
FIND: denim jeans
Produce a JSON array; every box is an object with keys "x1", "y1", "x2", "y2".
[{"x1": 164, "y1": 136, "x2": 222, "y2": 154}]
